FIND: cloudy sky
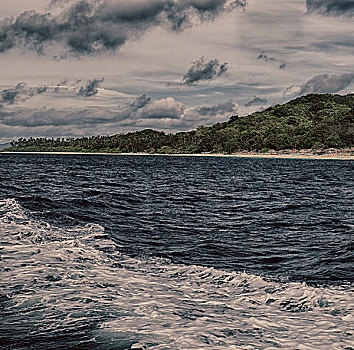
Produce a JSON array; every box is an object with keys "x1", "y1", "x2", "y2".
[{"x1": 0, "y1": 0, "x2": 353, "y2": 143}]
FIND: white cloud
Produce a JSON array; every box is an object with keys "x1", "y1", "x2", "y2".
[
  {"x1": 136, "y1": 97, "x2": 185, "y2": 119},
  {"x1": 284, "y1": 72, "x2": 354, "y2": 96}
]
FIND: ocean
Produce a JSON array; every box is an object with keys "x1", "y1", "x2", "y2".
[{"x1": 0, "y1": 154, "x2": 353, "y2": 349}]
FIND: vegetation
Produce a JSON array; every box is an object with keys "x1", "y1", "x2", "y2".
[{"x1": 4, "y1": 94, "x2": 354, "y2": 154}]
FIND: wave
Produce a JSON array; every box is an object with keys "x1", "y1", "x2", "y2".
[{"x1": 0, "y1": 198, "x2": 353, "y2": 349}]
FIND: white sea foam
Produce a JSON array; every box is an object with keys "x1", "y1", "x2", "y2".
[{"x1": 0, "y1": 198, "x2": 353, "y2": 349}]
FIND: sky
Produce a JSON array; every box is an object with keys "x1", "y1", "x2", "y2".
[{"x1": 0, "y1": 0, "x2": 353, "y2": 143}]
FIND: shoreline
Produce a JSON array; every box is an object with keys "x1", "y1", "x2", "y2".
[{"x1": 1, "y1": 151, "x2": 354, "y2": 160}]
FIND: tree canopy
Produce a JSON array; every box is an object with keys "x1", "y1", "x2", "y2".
[{"x1": 5, "y1": 94, "x2": 354, "y2": 154}]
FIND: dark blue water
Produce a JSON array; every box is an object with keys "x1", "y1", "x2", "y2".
[
  {"x1": 1, "y1": 154, "x2": 354, "y2": 350},
  {"x1": 1, "y1": 154, "x2": 353, "y2": 284}
]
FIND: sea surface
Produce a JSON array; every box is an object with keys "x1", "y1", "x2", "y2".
[{"x1": 0, "y1": 154, "x2": 353, "y2": 349}]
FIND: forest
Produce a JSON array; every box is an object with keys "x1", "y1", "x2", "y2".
[{"x1": 5, "y1": 94, "x2": 354, "y2": 154}]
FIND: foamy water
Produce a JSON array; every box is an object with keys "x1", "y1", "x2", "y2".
[{"x1": 1, "y1": 198, "x2": 353, "y2": 349}]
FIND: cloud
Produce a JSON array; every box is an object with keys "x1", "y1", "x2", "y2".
[
  {"x1": 54, "y1": 80, "x2": 68, "y2": 93},
  {"x1": 135, "y1": 96, "x2": 184, "y2": 119},
  {"x1": 36, "y1": 85, "x2": 48, "y2": 94},
  {"x1": 182, "y1": 56, "x2": 229, "y2": 85},
  {"x1": 244, "y1": 96, "x2": 267, "y2": 107},
  {"x1": 0, "y1": 94, "x2": 185, "y2": 127},
  {"x1": 130, "y1": 94, "x2": 152, "y2": 111},
  {"x1": 257, "y1": 52, "x2": 286, "y2": 70},
  {"x1": 78, "y1": 78, "x2": 104, "y2": 96},
  {"x1": 183, "y1": 99, "x2": 238, "y2": 125},
  {"x1": 0, "y1": 79, "x2": 105, "y2": 108},
  {"x1": 284, "y1": 72, "x2": 354, "y2": 96},
  {"x1": 0, "y1": 0, "x2": 247, "y2": 56},
  {"x1": 307, "y1": 0, "x2": 354, "y2": 16},
  {"x1": 49, "y1": 0, "x2": 72, "y2": 7},
  {"x1": 193, "y1": 99, "x2": 237, "y2": 116},
  {"x1": 49, "y1": 78, "x2": 105, "y2": 95},
  {"x1": 0, "y1": 82, "x2": 48, "y2": 106},
  {"x1": 0, "y1": 108, "x2": 119, "y2": 127},
  {"x1": 1, "y1": 83, "x2": 26, "y2": 105},
  {"x1": 126, "y1": 94, "x2": 184, "y2": 120},
  {"x1": 257, "y1": 52, "x2": 276, "y2": 63},
  {"x1": 0, "y1": 94, "x2": 238, "y2": 141}
]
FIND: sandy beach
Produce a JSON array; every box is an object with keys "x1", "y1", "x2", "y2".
[{"x1": 1, "y1": 151, "x2": 354, "y2": 160}]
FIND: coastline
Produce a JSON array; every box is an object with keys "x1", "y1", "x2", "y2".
[{"x1": 1, "y1": 151, "x2": 354, "y2": 160}]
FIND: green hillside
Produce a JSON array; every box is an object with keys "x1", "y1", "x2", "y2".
[{"x1": 5, "y1": 94, "x2": 354, "y2": 154}]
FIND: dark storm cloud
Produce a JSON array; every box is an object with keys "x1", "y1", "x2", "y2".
[
  {"x1": 285, "y1": 72, "x2": 354, "y2": 96},
  {"x1": 130, "y1": 94, "x2": 152, "y2": 111},
  {"x1": 0, "y1": 0, "x2": 247, "y2": 56},
  {"x1": 1, "y1": 83, "x2": 26, "y2": 105},
  {"x1": 0, "y1": 82, "x2": 48, "y2": 107},
  {"x1": 257, "y1": 52, "x2": 286, "y2": 70},
  {"x1": 0, "y1": 79, "x2": 104, "y2": 109},
  {"x1": 244, "y1": 96, "x2": 267, "y2": 107},
  {"x1": 307, "y1": 0, "x2": 354, "y2": 16},
  {"x1": 52, "y1": 78, "x2": 103, "y2": 95},
  {"x1": 182, "y1": 57, "x2": 229, "y2": 85},
  {"x1": 78, "y1": 78, "x2": 104, "y2": 96}
]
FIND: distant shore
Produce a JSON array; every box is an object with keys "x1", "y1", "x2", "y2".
[{"x1": 1, "y1": 150, "x2": 354, "y2": 160}]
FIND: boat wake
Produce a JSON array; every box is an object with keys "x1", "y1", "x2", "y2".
[{"x1": 1, "y1": 198, "x2": 353, "y2": 349}]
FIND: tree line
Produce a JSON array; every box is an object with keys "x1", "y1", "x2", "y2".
[{"x1": 6, "y1": 93, "x2": 354, "y2": 154}]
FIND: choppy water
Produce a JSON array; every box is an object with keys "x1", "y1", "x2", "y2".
[{"x1": 0, "y1": 154, "x2": 353, "y2": 349}]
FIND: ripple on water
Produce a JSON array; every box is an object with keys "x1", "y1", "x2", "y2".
[{"x1": 0, "y1": 199, "x2": 353, "y2": 349}]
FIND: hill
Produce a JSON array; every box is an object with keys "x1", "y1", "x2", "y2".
[
  {"x1": 0, "y1": 142, "x2": 11, "y2": 150},
  {"x1": 4, "y1": 94, "x2": 354, "y2": 154}
]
